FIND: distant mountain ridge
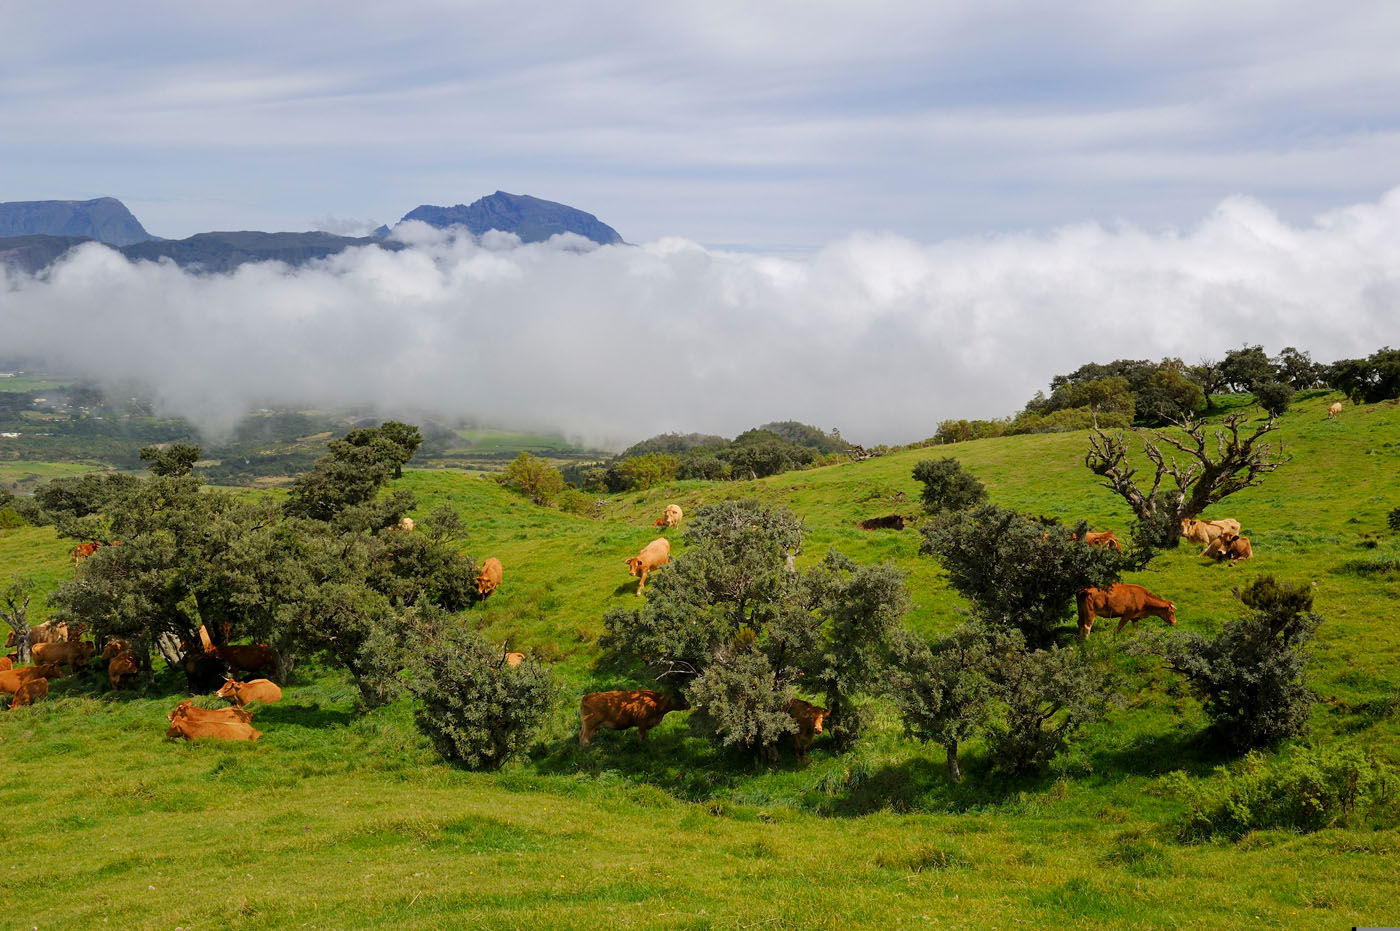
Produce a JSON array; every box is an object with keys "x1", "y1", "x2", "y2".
[
  {"x1": 0, "y1": 197, "x2": 154, "y2": 246},
  {"x1": 0, "y1": 191, "x2": 624, "y2": 274},
  {"x1": 380, "y1": 191, "x2": 624, "y2": 245}
]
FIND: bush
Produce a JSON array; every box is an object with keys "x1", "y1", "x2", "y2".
[
  {"x1": 1252, "y1": 380, "x2": 1294, "y2": 417},
  {"x1": 1162, "y1": 576, "x2": 1320, "y2": 750},
  {"x1": 403, "y1": 619, "x2": 554, "y2": 770},
  {"x1": 1388, "y1": 506, "x2": 1400, "y2": 533},
  {"x1": 0, "y1": 508, "x2": 27, "y2": 530},
  {"x1": 887, "y1": 625, "x2": 997, "y2": 782},
  {"x1": 556, "y1": 488, "x2": 599, "y2": 517},
  {"x1": 1169, "y1": 747, "x2": 1396, "y2": 841},
  {"x1": 617, "y1": 454, "x2": 680, "y2": 491},
  {"x1": 911, "y1": 458, "x2": 987, "y2": 515},
  {"x1": 501, "y1": 452, "x2": 565, "y2": 505},
  {"x1": 686, "y1": 648, "x2": 795, "y2": 761}
]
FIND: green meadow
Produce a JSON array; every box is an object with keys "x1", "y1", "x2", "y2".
[{"x1": 2, "y1": 391, "x2": 1398, "y2": 929}]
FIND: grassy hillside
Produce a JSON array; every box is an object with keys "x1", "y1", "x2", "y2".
[{"x1": 2, "y1": 391, "x2": 1398, "y2": 929}]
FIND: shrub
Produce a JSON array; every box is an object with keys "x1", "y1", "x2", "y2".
[
  {"x1": 911, "y1": 458, "x2": 987, "y2": 514},
  {"x1": 0, "y1": 508, "x2": 27, "y2": 530},
  {"x1": 403, "y1": 618, "x2": 554, "y2": 770},
  {"x1": 1388, "y1": 506, "x2": 1400, "y2": 533},
  {"x1": 556, "y1": 488, "x2": 599, "y2": 517},
  {"x1": 686, "y1": 648, "x2": 795, "y2": 761},
  {"x1": 618, "y1": 454, "x2": 680, "y2": 491},
  {"x1": 1162, "y1": 576, "x2": 1320, "y2": 750},
  {"x1": 1252, "y1": 380, "x2": 1294, "y2": 417},
  {"x1": 1169, "y1": 747, "x2": 1396, "y2": 841},
  {"x1": 887, "y1": 625, "x2": 997, "y2": 782},
  {"x1": 501, "y1": 452, "x2": 565, "y2": 505}
]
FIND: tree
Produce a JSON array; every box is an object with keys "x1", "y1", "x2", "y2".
[
  {"x1": 685, "y1": 647, "x2": 796, "y2": 762},
  {"x1": 1085, "y1": 413, "x2": 1290, "y2": 546},
  {"x1": 284, "y1": 423, "x2": 418, "y2": 522},
  {"x1": 1141, "y1": 576, "x2": 1321, "y2": 750},
  {"x1": 140, "y1": 443, "x2": 201, "y2": 477},
  {"x1": 618, "y1": 454, "x2": 680, "y2": 491},
  {"x1": 1219, "y1": 345, "x2": 1274, "y2": 392},
  {"x1": 1187, "y1": 359, "x2": 1229, "y2": 410},
  {"x1": 1, "y1": 578, "x2": 36, "y2": 665},
  {"x1": 1328, "y1": 348, "x2": 1400, "y2": 405},
  {"x1": 501, "y1": 452, "x2": 565, "y2": 505},
  {"x1": 920, "y1": 505, "x2": 1121, "y2": 648},
  {"x1": 888, "y1": 624, "x2": 998, "y2": 782},
  {"x1": 912, "y1": 458, "x2": 987, "y2": 514},
  {"x1": 1134, "y1": 365, "x2": 1206, "y2": 425},
  {"x1": 1252, "y1": 380, "x2": 1294, "y2": 417},
  {"x1": 1272, "y1": 347, "x2": 1324, "y2": 390}
]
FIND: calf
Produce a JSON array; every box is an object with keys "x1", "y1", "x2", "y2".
[
  {"x1": 476, "y1": 557, "x2": 504, "y2": 598},
  {"x1": 1077, "y1": 584, "x2": 1177, "y2": 638},
  {"x1": 785, "y1": 698, "x2": 828, "y2": 761},
  {"x1": 1203, "y1": 532, "x2": 1254, "y2": 566},
  {"x1": 101, "y1": 639, "x2": 131, "y2": 663},
  {"x1": 216, "y1": 677, "x2": 282, "y2": 707},
  {"x1": 1074, "y1": 531, "x2": 1123, "y2": 552},
  {"x1": 9, "y1": 677, "x2": 48, "y2": 709},
  {"x1": 579, "y1": 689, "x2": 685, "y2": 745},
  {"x1": 168, "y1": 699, "x2": 253, "y2": 725},
  {"x1": 166, "y1": 718, "x2": 262, "y2": 742},
  {"x1": 626, "y1": 538, "x2": 671, "y2": 596},
  {"x1": 1328, "y1": 401, "x2": 1344, "y2": 418},
  {"x1": 652, "y1": 504, "x2": 683, "y2": 528}
]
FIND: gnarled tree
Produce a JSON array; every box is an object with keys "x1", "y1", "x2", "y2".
[{"x1": 1085, "y1": 412, "x2": 1290, "y2": 546}]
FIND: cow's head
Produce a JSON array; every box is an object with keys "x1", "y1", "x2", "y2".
[
  {"x1": 1167, "y1": 602, "x2": 1177, "y2": 626},
  {"x1": 626, "y1": 557, "x2": 643, "y2": 577},
  {"x1": 33, "y1": 663, "x2": 65, "y2": 679},
  {"x1": 216, "y1": 677, "x2": 239, "y2": 699},
  {"x1": 1180, "y1": 518, "x2": 1197, "y2": 534},
  {"x1": 812, "y1": 708, "x2": 829, "y2": 734},
  {"x1": 167, "y1": 700, "x2": 192, "y2": 722}
]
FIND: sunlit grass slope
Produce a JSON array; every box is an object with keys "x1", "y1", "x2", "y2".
[{"x1": 2, "y1": 391, "x2": 1398, "y2": 929}]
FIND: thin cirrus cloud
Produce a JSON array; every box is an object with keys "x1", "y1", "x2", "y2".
[{"x1": 3, "y1": 187, "x2": 1398, "y2": 448}]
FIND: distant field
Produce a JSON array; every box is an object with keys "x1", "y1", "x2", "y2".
[
  {"x1": 427, "y1": 426, "x2": 611, "y2": 471},
  {"x1": 2, "y1": 392, "x2": 1398, "y2": 929},
  {"x1": 0, "y1": 458, "x2": 106, "y2": 492},
  {"x1": 0, "y1": 373, "x2": 73, "y2": 393}
]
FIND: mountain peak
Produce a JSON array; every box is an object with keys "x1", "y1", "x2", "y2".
[
  {"x1": 0, "y1": 196, "x2": 154, "y2": 246},
  {"x1": 391, "y1": 191, "x2": 624, "y2": 245}
]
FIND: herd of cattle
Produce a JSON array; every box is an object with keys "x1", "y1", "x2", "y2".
[{"x1": 3, "y1": 498, "x2": 1255, "y2": 758}]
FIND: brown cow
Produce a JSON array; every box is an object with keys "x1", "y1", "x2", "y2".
[
  {"x1": 1180, "y1": 518, "x2": 1242, "y2": 548},
  {"x1": 785, "y1": 698, "x2": 828, "y2": 760},
  {"x1": 32, "y1": 640, "x2": 94, "y2": 674},
  {"x1": 0, "y1": 656, "x2": 10, "y2": 672},
  {"x1": 216, "y1": 677, "x2": 282, "y2": 707},
  {"x1": 1202, "y1": 532, "x2": 1254, "y2": 566},
  {"x1": 1076, "y1": 531, "x2": 1123, "y2": 553},
  {"x1": 579, "y1": 689, "x2": 685, "y2": 745},
  {"x1": 101, "y1": 639, "x2": 131, "y2": 663},
  {"x1": 70, "y1": 541, "x2": 101, "y2": 564},
  {"x1": 109, "y1": 651, "x2": 140, "y2": 690},
  {"x1": 5, "y1": 621, "x2": 68, "y2": 648},
  {"x1": 505, "y1": 652, "x2": 526, "y2": 667},
  {"x1": 166, "y1": 718, "x2": 262, "y2": 742},
  {"x1": 9, "y1": 677, "x2": 48, "y2": 709},
  {"x1": 626, "y1": 538, "x2": 671, "y2": 596},
  {"x1": 168, "y1": 699, "x2": 253, "y2": 725},
  {"x1": 1077, "y1": 584, "x2": 1177, "y2": 638},
  {"x1": 652, "y1": 504, "x2": 683, "y2": 528},
  {"x1": 476, "y1": 557, "x2": 503, "y2": 598},
  {"x1": 0, "y1": 664, "x2": 65, "y2": 694},
  {"x1": 1328, "y1": 401, "x2": 1344, "y2": 418},
  {"x1": 398, "y1": 516, "x2": 415, "y2": 532},
  {"x1": 212, "y1": 644, "x2": 278, "y2": 677}
]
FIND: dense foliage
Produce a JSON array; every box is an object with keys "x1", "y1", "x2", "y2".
[{"x1": 911, "y1": 457, "x2": 988, "y2": 514}]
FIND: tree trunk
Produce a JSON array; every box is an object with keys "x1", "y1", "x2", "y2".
[
  {"x1": 946, "y1": 741, "x2": 963, "y2": 783},
  {"x1": 156, "y1": 632, "x2": 184, "y2": 667}
]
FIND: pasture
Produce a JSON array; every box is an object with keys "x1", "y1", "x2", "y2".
[{"x1": 2, "y1": 392, "x2": 1398, "y2": 929}]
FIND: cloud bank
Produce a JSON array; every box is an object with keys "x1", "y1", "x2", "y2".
[{"x1": 4, "y1": 189, "x2": 1400, "y2": 448}]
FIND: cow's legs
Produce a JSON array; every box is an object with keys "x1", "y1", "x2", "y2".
[{"x1": 635, "y1": 568, "x2": 648, "y2": 597}]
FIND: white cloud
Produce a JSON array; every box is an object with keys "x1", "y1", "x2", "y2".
[{"x1": 4, "y1": 188, "x2": 1399, "y2": 448}]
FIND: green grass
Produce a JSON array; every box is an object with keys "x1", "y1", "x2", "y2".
[
  {"x1": 3, "y1": 391, "x2": 1399, "y2": 928},
  {"x1": 0, "y1": 373, "x2": 74, "y2": 393},
  {"x1": 0, "y1": 458, "x2": 108, "y2": 493}
]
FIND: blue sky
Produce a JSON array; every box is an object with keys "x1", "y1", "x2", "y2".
[{"x1": 5, "y1": 1, "x2": 1400, "y2": 247}]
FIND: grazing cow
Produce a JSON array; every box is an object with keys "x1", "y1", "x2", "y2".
[
  {"x1": 168, "y1": 700, "x2": 252, "y2": 725},
  {"x1": 213, "y1": 643, "x2": 278, "y2": 677},
  {"x1": 1328, "y1": 401, "x2": 1344, "y2": 418},
  {"x1": 166, "y1": 718, "x2": 262, "y2": 742},
  {"x1": 109, "y1": 651, "x2": 140, "y2": 690},
  {"x1": 857, "y1": 514, "x2": 908, "y2": 531},
  {"x1": 31, "y1": 640, "x2": 94, "y2": 674},
  {"x1": 1202, "y1": 532, "x2": 1254, "y2": 566},
  {"x1": 9, "y1": 677, "x2": 48, "y2": 709},
  {"x1": 216, "y1": 677, "x2": 282, "y2": 707},
  {"x1": 785, "y1": 698, "x2": 828, "y2": 761},
  {"x1": 1075, "y1": 531, "x2": 1123, "y2": 552},
  {"x1": 398, "y1": 516, "x2": 415, "y2": 532},
  {"x1": 70, "y1": 541, "x2": 101, "y2": 564},
  {"x1": 626, "y1": 538, "x2": 671, "y2": 596},
  {"x1": 182, "y1": 653, "x2": 232, "y2": 694},
  {"x1": 476, "y1": 557, "x2": 504, "y2": 598},
  {"x1": 1077, "y1": 584, "x2": 1177, "y2": 638},
  {"x1": 0, "y1": 664, "x2": 64, "y2": 695},
  {"x1": 652, "y1": 504, "x2": 683, "y2": 528},
  {"x1": 5, "y1": 621, "x2": 68, "y2": 648},
  {"x1": 579, "y1": 689, "x2": 685, "y2": 745},
  {"x1": 1180, "y1": 518, "x2": 1242, "y2": 548}
]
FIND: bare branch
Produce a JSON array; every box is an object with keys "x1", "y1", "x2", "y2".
[{"x1": 654, "y1": 660, "x2": 699, "y2": 680}]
